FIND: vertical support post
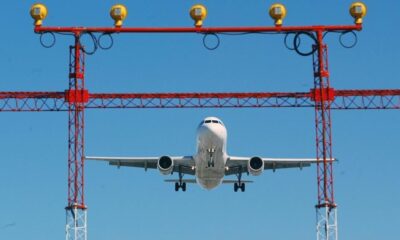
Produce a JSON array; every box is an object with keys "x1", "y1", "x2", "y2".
[
  {"x1": 313, "y1": 30, "x2": 338, "y2": 240},
  {"x1": 65, "y1": 34, "x2": 87, "y2": 240}
]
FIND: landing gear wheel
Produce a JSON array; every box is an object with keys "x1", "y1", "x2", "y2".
[
  {"x1": 234, "y1": 166, "x2": 245, "y2": 192},
  {"x1": 207, "y1": 148, "x2": 215, "y2": 167},
  {"x1": 174, "y1": 165, "x2": 187, "y2": 192}
]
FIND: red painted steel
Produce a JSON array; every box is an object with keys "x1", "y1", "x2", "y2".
[
  {"x1": 1, "y1": 89, "x2": 400, "y2": 100},
  {"x1": 314, "y1": 31, "x2": 335, "y2": 208},
  {"x1": 67, "y1": 36, "x2": 86, "y2": 209},
  {"x1": 34, "y1": 25, "x2": 362, "y2": 34},
  {"x1": 65, "y1": 89, "x2": 89, "y2": 103},
  {"x1": 313, "y1": 30, "x2": 339, "y2": 240},
  {"x1": 311, "y1": 88, "x2": 335, "y2": 102},
  {"x1": 90, "y1": 92, "x2": 310, "y2": 99},
  {"x1": 0, "y1": 90, "x2": 399, "y2": 111}
]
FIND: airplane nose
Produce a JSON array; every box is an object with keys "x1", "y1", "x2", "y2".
[
  {"x1": 198, "y1": 124, "x2": 225, "y2": 141},
  {"x1": 198, "y1": 124, "x2": 212, "y2": 135}
]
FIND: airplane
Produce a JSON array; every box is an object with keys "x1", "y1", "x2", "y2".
[{"x1": 86, "y1": 116, "x2": 330, "y2": 192}]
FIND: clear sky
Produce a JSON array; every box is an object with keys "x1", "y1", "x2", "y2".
[{"x1": 0, "y1": 1, "x2": 399, "y2": 239}]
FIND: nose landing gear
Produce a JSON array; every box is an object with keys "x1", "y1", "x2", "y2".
[{"x1": 207, "y1": 148, "x2": 215, "y2": 167}]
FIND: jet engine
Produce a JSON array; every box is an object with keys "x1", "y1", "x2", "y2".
[
  {"x1": 248, "y1": 157, "x2": 264, "y2": 176},
  {"x1": 157, "y1": 156, "x2": 174, "y2": 175}
]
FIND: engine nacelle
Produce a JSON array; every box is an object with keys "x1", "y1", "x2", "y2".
[
  {"x1": 248, "y1": 157, "x2": 264, "y2": 176},
  {"x1": 157, "y1": 156, "x2": 174, "y2": 175}
]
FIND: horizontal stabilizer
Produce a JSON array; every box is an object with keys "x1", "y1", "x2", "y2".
[
  {"x1": 165, "y1": 179, "x2": 197, "y2": 184},
  {"x1": 222, "y1": 180, "x2": 253, "y2": 184}
]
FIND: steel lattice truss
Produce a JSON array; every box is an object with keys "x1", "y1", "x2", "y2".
[{"x1": 0, "y1": 89, "x2": 399, "y2": 111}]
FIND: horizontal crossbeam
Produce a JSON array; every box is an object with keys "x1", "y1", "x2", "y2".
[
  {"x1": 34, "y1": 25, "x2": 362, "y2": 34},
  {"x1": 0, "y1": 89, "x2": 399, "y2": 112}
]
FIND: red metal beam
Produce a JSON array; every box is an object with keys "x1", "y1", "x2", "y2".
[
  {"x1": 0, "y1": 91, "x2": 64, "y2": 99},
  {"x1": 34, "y1": 25, "x2": 362, "y2": 34},
  {"x1": 0, "y1": 91, "x2": 65, "y2": 111},
  {"x1": 0, "y1": 89, "x2": 399, "y2": 111}
]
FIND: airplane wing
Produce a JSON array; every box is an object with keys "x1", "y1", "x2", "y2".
[
  {"x1": 85, "y1": 156, "x2": 196, "y2": 175},
  {"x1": 225, "y1": 156, "x2": 335, "y2": 176}
]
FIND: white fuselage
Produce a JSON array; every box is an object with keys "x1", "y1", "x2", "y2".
[{"x1": 194, "y1": 118, "x2": 228, "y2": 190}]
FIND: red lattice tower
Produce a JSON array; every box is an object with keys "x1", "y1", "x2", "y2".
[
  {"x1": 65, "y1": 34, "x2": 89, "y2": 240},
  {"x1": 312, "y1": 31, "x2": 337, "y2": 240}
]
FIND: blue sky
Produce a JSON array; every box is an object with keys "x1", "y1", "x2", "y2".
[{"x1": 0, "y1": 1, "x2": 399, "y2": 239}]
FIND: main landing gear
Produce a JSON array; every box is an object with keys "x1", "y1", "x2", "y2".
[
  {"x1": 234, "y1": 182, "x2": 245, "y2": 192},
  {"x1": 234, "y1": 166, "x2": 245, "y2": 192},
  {"x1": 175, "y1": 166, "x2": 186, "y2": 192},
  {"x1": 175, "y1": 182, "x2": 186, "y2": 192}
]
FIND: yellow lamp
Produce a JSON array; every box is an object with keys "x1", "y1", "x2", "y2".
[
  {"x1": 349, "y1": 2, "x2": 367, "y2": 24},
  {"x1": 269, "y1": 3, "x2": 287, "y2": 26},
  {"x1": 30, "y1": 3, "x2": 48, "y2": 26},
  {"x1": 190, "y1": 4, "x2": 207, "y2": 27},
  {"x1": 110, "y1": 4, "x2": 128, "y2": 27}
]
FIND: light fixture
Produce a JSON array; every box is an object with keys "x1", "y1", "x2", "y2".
[
  {"x1": 349, "y1": 2, "x2": 367, "y2": 24},
  {"x1": 110, "y1": 4, "x2": 128, "y2": 27},
  {"x1": 30, "y1": 3, "x2": 48, "y2": 26},
  {"x1": 269, "y1": 3, "x2": 287, "y2": 26},
  {"x1": 190, "y1": 4, "x2": 207, "y2": 27}
]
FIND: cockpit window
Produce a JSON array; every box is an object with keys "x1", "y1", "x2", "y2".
[{"x1": 200, "y1": 119, "x2": 224, "y2": 126}]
